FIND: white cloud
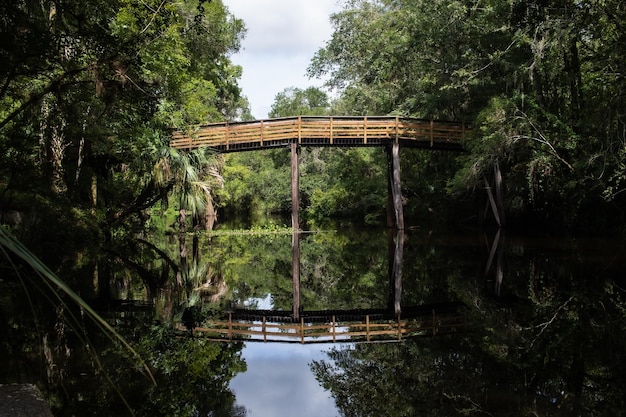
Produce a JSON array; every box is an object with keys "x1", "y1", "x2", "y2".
[
  {"x1": 230, "y1": 343, "x2": 338, "y2": 417},
  {"x1": 223, "y1": 0, "x2": 341, "y2": 119},
  {"x1": 226, "y1": 1, "x2": 339, "y2": 53}
]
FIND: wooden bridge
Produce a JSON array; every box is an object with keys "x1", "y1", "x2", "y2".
[
  {"x1": 179, "y1": 306, "x2": 466, "y2": 344},
  {"x1": 170, "y1": 116, "x2": 468, "y2": 152}
]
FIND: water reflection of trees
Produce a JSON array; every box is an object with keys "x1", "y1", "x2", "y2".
[{"x1": 312, "y1": 236, "x2": 626, "y2": 416}]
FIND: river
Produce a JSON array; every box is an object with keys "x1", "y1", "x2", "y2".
[{"x1": 1, "y1": 217, "x2": 625, "y2": 416}]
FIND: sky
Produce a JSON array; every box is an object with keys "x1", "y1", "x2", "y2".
[
  {"x1": 228, "y1": 295, "x2": 340, "y2": 416},
  {"x1": 230, "y1": 343, "x2": 339, "y2": 417},
  {"x1": 222, "y1": 0, "x2": 342, "y2": 119},
  {"x1": 218, "y1": 3, "x2": 344, "y2": 415}
]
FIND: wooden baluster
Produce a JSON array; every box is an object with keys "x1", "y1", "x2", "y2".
[
  {"x1": 363, "y1": 116, "x2": 368, "y2": 145},
  {"x1": 395, "y1": 116, "x2": 399, "y2": 144},
  {"x1": 298, "y1": 116, "x2": 302, "y2": 144},
  {"x1": 329, "y1": 117, "x2": 333, "y2": 145},
  {"x1": 397, "y1": 314, "x2": 402, "y2": 341},
  {"x1": 366, "y1": 315, "x2": 370, "y2": 342},
  {"x1": 262, "y1": 316, "x2": 267, "y2": 343},
  {"x1": 225, "y1": 122, "x2": 229, "y2": 151},
  {"x1": 260, "y1": 120, "x2": 264, "y2": 147},
  {"x1": 430, "y1": 119, "x2": 434, "y2": 147},
  {"x1": 228, "y1": 312, "x2": 233, "y2": 340}
]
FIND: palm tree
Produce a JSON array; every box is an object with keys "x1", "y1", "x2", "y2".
[{"x1": 152, "y1": 146, "x2": 223, "y2": 295}]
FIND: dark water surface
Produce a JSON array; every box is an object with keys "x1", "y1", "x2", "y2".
[{"x1": 2, "y1": 221, "x2": 626, "y2": 416}]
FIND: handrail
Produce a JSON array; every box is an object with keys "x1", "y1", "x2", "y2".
[
  {"x1": 178, "y1": 311, "x2": 466, "y2": 344},
  {"x1": 170, "y1": 116, "x2": 469, "y2": 152}
]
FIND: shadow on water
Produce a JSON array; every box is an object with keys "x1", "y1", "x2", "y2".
[{"x1": 2, "y1": 217, "x2": 626, "y2": 416}]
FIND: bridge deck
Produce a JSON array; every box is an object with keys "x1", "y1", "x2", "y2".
[
  {"x1": 171, "y1": 116, "x2": 468, "y2": 152},
  {"x1": 178, "y1": 307, "x2": 466, "y2": 344}
]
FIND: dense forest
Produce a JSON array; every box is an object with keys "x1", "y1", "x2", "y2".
[
  {"x1": 223, "y1": 0, "x2": 626, "y2": 233},
  {"x1": 3, "y1": 0, "x2": 626, "y2": 254},
  {"x1": 2, "y1": 0, "x2": 626, "y2": 415}
]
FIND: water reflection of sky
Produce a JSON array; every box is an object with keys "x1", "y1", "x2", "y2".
[
  {"x1": 230, "y1": 343, "x2": 339, "y2": 417},
  {"x1": 230, "y1": 296, "x2": 339, "y2": 416}
]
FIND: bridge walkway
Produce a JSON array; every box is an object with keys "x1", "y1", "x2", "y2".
[
  {"x1": 171, "y1": 116, "x2": 468, "y2": 152},
  {"x1": 177, "y1": 305, "x2": 466, "y2": 344}
]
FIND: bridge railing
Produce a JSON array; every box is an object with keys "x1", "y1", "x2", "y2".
[
  {"x1": 177, "y1": 311, "x2": 466, "y2": 344},
  {"x1": 171, "y1": 116, "x2": 469, "y2": 151}
]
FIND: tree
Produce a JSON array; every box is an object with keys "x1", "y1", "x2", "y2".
[
  {"x1": 309, "y1": 0, "x2": 626, "y2": 230},
  {"x1": 0, "y1": 0, "x2": 247, "y2": 258},
  {"x1": 268, "y1": 86, "x2": 331, "y2": 118}
]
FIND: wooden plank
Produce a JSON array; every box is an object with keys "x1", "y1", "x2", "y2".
[{"x1": 170, "y1": 116, "x2": 469, "y2": 151}]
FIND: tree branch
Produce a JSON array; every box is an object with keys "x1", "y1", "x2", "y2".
[{"x1": 0, "y1": 66, "x2": 88, "y2": 130}]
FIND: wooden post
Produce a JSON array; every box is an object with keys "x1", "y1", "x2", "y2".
[
  {"x1": 395, "y1": 116, "x2": 399, "y2": 143},
  {"x1": 366, "y1": 315, "x2": 370, "y2": 342},
  {"x1": 397, "y1": 314, "x2": 402, "y2": 341},
  {"x1": 297, "y1": 116, "x2": 302, "y2": 144},
  {"x1": 389, "y1": 143, "x2": 404, "y2": 230},
  {"x1": 393, "y1": 229, "x2": 404, "y2": 316},
  {"x1": 300, "y1": 317, "x2": 305, "y2": 344},
  {"x1": 329, "y1": 116, "x2": 333, "y2": 145},
  {"x1": 429, "y1": 119, "x2": 434, "y2": 147},
  {"x1": 386, "y1": 228, "x2": 395, "y2": 311},
  {"x1": 262, "y1": 316, "x2": 267, "y2": 343},
  {"x1": 260, "y1": 120, "x2": 264, "y2": 147},
  {"x1": 291, "y1": 142, "x2": 301, "y2": 320},
  {"x1": 363, "y1": 116, "x2": 368, "y2": 144},
  {"x1": 332, "y1": 315, "x2": 336, "y2": 343},
  {"x1": 225, "y1": 122, "x2": 230, "y2": 151}
]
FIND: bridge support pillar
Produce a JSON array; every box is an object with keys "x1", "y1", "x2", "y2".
[
  {"x1": 387, "y1": 143, "x2": 404, "y2": 230},
  {"x1": 387, "y1": 228, "x2": 404, "y2": 315},
  {"x1": 291, "y1": 142, "x2": 301, "y2": 320}
]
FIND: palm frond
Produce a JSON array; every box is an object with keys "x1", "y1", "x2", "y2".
[{"x1": 0, "y1": 226, "x2": 156, "y2": 385}]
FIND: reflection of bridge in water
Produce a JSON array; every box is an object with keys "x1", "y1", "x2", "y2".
[{"x1": 184, "y1": 303, "x2": 466, "y2": 344}]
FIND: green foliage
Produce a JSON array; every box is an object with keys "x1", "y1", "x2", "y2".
[
  {"x1": 0, "y1": 0, "x2": 247, "y2": 249},
  {"x1": 308, "y1": 0, "x2": 626, "y2": 229},
  {"x1": 129, "y1": 326, "x2": 246, "y2": 417},
  {"x1": 268, "y1": 87, "x2": 331, "y2": 118},
  {"x1": 312, "y1": 234, "x2": 626, "y2": 417}
]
